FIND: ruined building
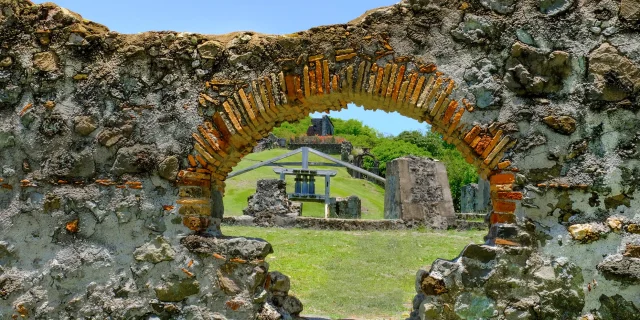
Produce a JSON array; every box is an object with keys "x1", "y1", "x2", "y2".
[{"x1": 1, "y1": 0, "x2": 640, "y2": 319}]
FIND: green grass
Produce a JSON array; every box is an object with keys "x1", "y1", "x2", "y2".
[
  {"x1": 223, "y1": 226, "x2": 486, "y2": 319},
  {"x1": 224, "y1": 149, "x2": 386, "y2": 219}
]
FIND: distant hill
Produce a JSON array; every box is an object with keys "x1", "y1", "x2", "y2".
[{"x1": 224, "y1": 149, "x2": 386, "y2": 219}]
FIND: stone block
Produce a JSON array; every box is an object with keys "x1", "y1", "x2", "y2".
[
  {"x1": 327, "y1": 196, "x2": 361, "y2": 219},
  {"x1": 384, "y1": 156, "x2": 455, "y2": 229}
]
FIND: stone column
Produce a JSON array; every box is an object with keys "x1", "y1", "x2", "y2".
[{"x1": 383, "y1": 156, "x2": 455, "y2": 229}]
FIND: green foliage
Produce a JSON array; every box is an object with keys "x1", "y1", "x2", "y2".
[{"x1": 369, "y1": 139, "x2": 431, "y2": 175}]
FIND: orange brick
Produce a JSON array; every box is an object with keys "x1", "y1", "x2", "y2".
[
  {"x1": 493, "y1": 200, "x2": 517, "y2": 213},
  {"x1": 497, "y1": 161, "x2": 511, "y2": 170},
  {"x1": 187, "y1": 155, "x2": 197, "y2": 167},
  {"x1": 495, "y1": 238, "x2": 519, "y2": 246},
  {"x1": 474, "y1": 135, "x2": 492, "y2": 155},
  {"x1": 497, "y1": 192, "x2": 523, "y2": 200},
  {"x1": 463, "y1": 126, "x2": 481, "y2": 144},
  {"x1": 490, "y1": 213, "x2": 516, "y2": 224},
  {"x1": 490, "y1": 173, "x2": 515, "y2": 185}
]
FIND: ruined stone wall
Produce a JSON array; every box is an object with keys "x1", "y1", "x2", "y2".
[{"x1": 1, "y1": 0, "x2": 640, "y2": 318}]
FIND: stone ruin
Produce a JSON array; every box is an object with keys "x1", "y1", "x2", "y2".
[
  {"x1": 1, "y1": 0, "x2": 640, "y2": 319},
  {"x1": 327, "y1": 196, "x2": 362, "y2": 219},
  {"x1": 385, "y1": 156, "x2": 456, "y2": 229},
  {"x1": 243, "y1": 179, "x2": 301, "y2": 220},
  {"x1": 460, "y1": 178, "x2": 491, "y2": 213}
]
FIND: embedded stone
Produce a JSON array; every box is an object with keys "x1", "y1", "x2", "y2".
[
  {"x1": 158, "y1": 156, "x2": 180, "y2": 181},
  {"x1": 543, "y1": 115, "x2": 577, "y2": 135},
  {"x1": 217, "y1": 270, "x2": 241, "y2": 295},
  {"x1": 133, "y1": 236, "x2": 176, "y2": 263},
  {"x1": 32, "y1": 51, "x2": 59, "y2": 72},
  {"x1": 620, "y1": 0, "x2": 640, "y2": 21},
  {"x1": 628, "y1": 224, "x2": 640, "y2": 234},
  {"x1": 504, "y1": 42, "x2": 572, "y2": 96},
  {"x1": 461, "y1": 244, "x2": 497, "y2": 263},
  {"x1": 74, "y1": 116, "x2": 97, "y2": 136},
  {"x1": 588, "y1": 43, "x2": 640, "y2": 101},
  {"x1": 155, "y1": 279, "x2": 200, "y2": 302},
  {"x1": 111, "y1": 145, "x2": 158, "y2": 175},
  {"x1": 607, "y1": 217, "x2": 623, "y2": 231},
  {"x1": 0, "y1": 56, "x2": 12, "y2": 68},
  {"x1": 538, "y1": 0, "x2": 574, "y2": 16},
  {"x1": 421, "y1": 275, "x2": 448, "y2": 295},
  {"x1": 197, "y1": 40, "x2": 223, "y2": 60},
  {"x1": 0, "y1": 131, "x2": 15, "y2": 150},
  {"x1": 479, "y1": 0, "x2": 516, "y2": 14},
  {"x1": 624, "y1": 244, "x2": 640, "y2": 258},
  {"x1": 268, "y1": 271, "x2": 290, "y2": 296},
  {"x1": 273, "y1": 295, "x2": 303, "y2": 316},
  {"x1": 597, "y1": 253, "x2": 640, "y2": 280},
  {"x1": 451, "y1": 14, "x2": 498, "y2": 45},
  {"x1": 568, "y1": 224, "x2": 595, "y2": 241}
]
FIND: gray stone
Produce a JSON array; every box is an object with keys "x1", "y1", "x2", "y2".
[
  {"x1": 154, "y1": 279, "x2": 200, "y2": 302},
  {"x1": 111, "y1": 145, "x2": 158, "y2": 175},
  {"x1": 504, "y1": 42, "x2": 572, "y2": 96},
  {"x1": 258, "y1": 302, "x2": 282, "y2": 320},
  {"x1": 0, "y1": 131, "x2": 15, "y2": 150},
  {"x1": 538, "y1": 0, "x2": 574, "y2": 16},
  {"x1": 74, "y1": 116, "x2": 97, "y2": 136},
  {"x1": 451, "y1": 15, "x2": 498, "y2": 45},
  {"x1": 384, "y1": 156, "x2": 455, "y2": 229},
  {"x1": 597, "y1": 254, "x2": 640, "y2": 281},
  {"x1": 460, "y1": 244, "x2": 497, "y2": 263},
  {"x1": 181, "y1": 235, "x2": 273, "y2": 260},
  {"x1": 268, "y1": 271, "x2": 290, "y2": 296},
  {"x1": 133, "y1": 237, "x2": 176, "y2": 263},
  {"x1": 32, "y1": 51, "x2": 59, "y2": 72},
  {"x1": 479, "y1": 0, "x2": 516, "y2": 14},
  {"x1": 463, "y1": 59, "x2": 502, "y2": 108},
  {"x1": 158, "y1": 156, "x2": 179, "y2": 181}
]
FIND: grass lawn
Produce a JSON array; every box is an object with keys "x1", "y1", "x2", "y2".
[
  {"x1": 224, "y1": 149, "x2": 386, "y2": 219},
  {"x1": 223, "y1": 226, "x2": 486, "y2": 319}
]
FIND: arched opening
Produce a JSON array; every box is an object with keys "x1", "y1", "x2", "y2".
[
  {"x1": 175, "y1": 51, "x2": 522, "y2": 318},
  {"x1": 176, "y1": 52, "x2": 520, "y2": 237}
]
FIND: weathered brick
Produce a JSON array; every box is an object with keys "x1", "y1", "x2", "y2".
[
  {"x1": 463, "y1": 126, "x2": 482, "y2": 144},
  {"x1": 336, "y1": 53, "x2": 357, "y2": 61},
  {"x1": 481, "y1": 130, "x2": 504, "y2": 159},
  {"x1": 493, "y1": 200, "x2": 517, "y2": 213},
  {"x1": 497, "y1": 192, "x2": 523, "y2": 200},
  {"x1": 490, "y1": 173, "x2": 515, "y2": 185},
  {"x1": 497, "y1": 160, "x2": 512, "y2": 170}
]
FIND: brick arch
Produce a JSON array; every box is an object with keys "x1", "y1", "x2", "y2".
[{"x1": 175, "y1": 51, "x2": 521, "y2": 235}]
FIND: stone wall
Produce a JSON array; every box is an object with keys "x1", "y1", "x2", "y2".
[
  {"x1": 384, "y1": 156, "x2": 456, "y2": 229},
  {"x1": 243, "y1": 179, "x2": 299, "y2": 219},
  {"x1": 1, "y1": 0, "x2": 640, "y2": 318}
]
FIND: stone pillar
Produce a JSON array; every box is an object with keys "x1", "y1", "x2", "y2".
[
  {"x1": 384, "y1": 156, "x2": 455, "y2": 229},
  {"x1": 460, "y1": 183, "x2": 478, "y2": 213},
  {"x1": 476, "y1": 177, "x2": 491, "y2": 212}
]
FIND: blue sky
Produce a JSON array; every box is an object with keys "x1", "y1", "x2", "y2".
[{"x1": 36, "y1": 0, "x2": 428, "y2": 136}]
